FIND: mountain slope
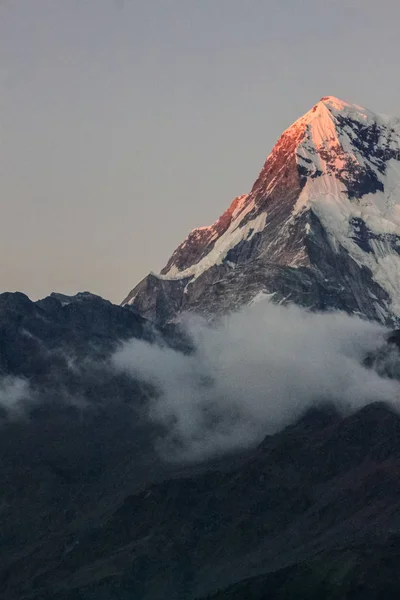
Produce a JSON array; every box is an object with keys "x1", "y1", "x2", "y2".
[
  {"x1": 8, "y1": 401, "x2": 400, "y2": 600},
  {"x1": 123, "y1": 97, "x2": 400, "y2": 324},
  {"x1": 0, "y1": 291, "x2": 195, "y2": 600},
  {"x1": 0, "y1": 292, "x2": 399, "y2": 599}
]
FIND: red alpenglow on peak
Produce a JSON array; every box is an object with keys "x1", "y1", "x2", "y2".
[
  {"x1": 286, "y1": 96, "x2": 376, "y2": 139},
  {"x1": 320, "y1": 95, "x2": 353, "y2": 108},
  {"x1": 317, "y1": 96, "x2": 378, "y2": 117},
  {"x1": 123, "y1": 97, "x2": 400, "y2": 326},
  {"x1": 160, "y1": 194, "x2": 249, "y2": 276}
]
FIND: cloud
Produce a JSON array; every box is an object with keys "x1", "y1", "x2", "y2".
[
  {"x1": 0, "y1": 377, "x2": 31, "y2": 418},
  {"x1": 112, "y1": 301, "x2": 400, "y2": 461}
]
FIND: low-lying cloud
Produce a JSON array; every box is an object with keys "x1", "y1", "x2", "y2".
[
  {"x1": 113, "y1": 301, "x2": 400, "y2": 461},
  {"x1": 0, "y1": 377, "x2": 31, "y2": 418}
]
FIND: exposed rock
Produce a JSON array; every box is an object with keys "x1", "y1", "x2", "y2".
[{"x1": 123, "y1": 97, "x2": 400, "y2": 326}]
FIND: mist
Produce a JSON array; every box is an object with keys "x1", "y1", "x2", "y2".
[
  {"x1": 0, "y1": 377, "x2": 30, "y2": 418},
  {"x1": 113, "y1": 301, "x2": 400, "y2": 461}
]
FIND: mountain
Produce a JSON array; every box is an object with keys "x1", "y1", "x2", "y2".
[
  {"x1": 0, "y1": 291, "x2": 195, "y2": 600},
  {"x1": 0, "y1": 290, "x2": 189, "y2": 541},
  {"x1": 123, "y1": 96, "x2": 400, "y2": 325},
  {"x1": 0, "y1": 290, "x2": 399, "y2": 599},
  {"x1": 3, "y1": 96, "x2": 400, "y2": 600},
  {"x1": 6, "y1": 401, "x2": 400, "y2": 600},
  {"x1": 0, "y1": 290, "x2": 188, "y2": 381}
]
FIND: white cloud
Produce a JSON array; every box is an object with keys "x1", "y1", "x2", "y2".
[
  {"x1": 113, "y1": 301, "x2": 400, "y2": 461},
  {"x1": 0, "y1": 377, "x2": 30, "y2": 418}
]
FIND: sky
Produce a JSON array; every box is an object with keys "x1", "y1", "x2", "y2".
[{"x1": 1, "y1": 0, "x2": 400, "y2": 304}]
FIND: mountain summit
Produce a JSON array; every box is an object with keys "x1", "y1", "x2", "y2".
[{"x1": 123, "y1": 97, "x2": 400, "y2": 324}]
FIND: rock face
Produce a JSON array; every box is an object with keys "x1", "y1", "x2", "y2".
[
  {"x1": 0, "y1": 290, "x2": 187, "y2": 382},
  {"x1": 123, "y1": 96, "x2": 400, "y2": 325}
]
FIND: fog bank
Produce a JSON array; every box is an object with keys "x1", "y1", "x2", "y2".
[{"x1": 113, "y1": 302, "x2": 400, "y2": 461}]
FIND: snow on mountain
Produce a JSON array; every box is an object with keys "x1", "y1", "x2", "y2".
[
  {"x1": 123, "y1": 96, "x2": 400, "y2": 324},
  {"x1": 293, "y1": 97, "x2": 400, "y2": 314}
]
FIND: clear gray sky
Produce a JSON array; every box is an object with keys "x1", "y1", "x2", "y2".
[{"x1": 1, "y1": 0, "x2": 400, "y2": 303}]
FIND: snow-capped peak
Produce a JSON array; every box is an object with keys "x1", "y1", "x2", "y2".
[
  {"x1": 317, "y1": 95, "x2": 370, "y2": 117},
  {"x1": 159, "y1": 96, "x2": 400, "y2": 283},
  {"x1": 298, "y1": 96, "x2": 382, "y2": 127},
  {"x1": 123, "y1": 97, "x2": 400, "y2": 324},
  {"x1": 320, "y1": 95, "x2": 353, "y2": 109}
]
